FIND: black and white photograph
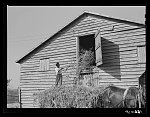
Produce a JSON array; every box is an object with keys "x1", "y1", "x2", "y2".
[{"x1": 6, "y1": 6, "x2": 146, "y2": 114}]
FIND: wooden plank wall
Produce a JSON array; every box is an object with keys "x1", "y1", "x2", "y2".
[
  {"x1": 98, "y1": 27, "x2": 145, "y2": 89},
  {"x1": 20, "y1": 15, "x2": 146, "y2": 108},
  {"x1": 20, "y1": 36, "x2": 77, "y2": 108},
  {"x1": 74, "y1": 16, "x2": 145, "y2": 89}
]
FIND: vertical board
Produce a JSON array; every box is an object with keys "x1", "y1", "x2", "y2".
[
  {"x1": 137, "y1": 46, "x2": 146, "y2": 63},
  {"x1": 46, "y1": 59, "x2": 50, "y2": 70},
  {"x1": 95, "y1": 29, "x2": 102, "y2": 66}
]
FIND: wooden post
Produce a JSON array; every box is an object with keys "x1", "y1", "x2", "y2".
[
  {"x1": 138, "y1": 85, "x2": 142, "y2": 108},
  {"x1": 76, "y1": 36, "x2": 79, "y2": 84},
  {"x1": 138, "y1": 75, "x2": 141, "y2": 108},
  {"x1": 19, "y1": 88, "x2": 22, "y2": 108}
]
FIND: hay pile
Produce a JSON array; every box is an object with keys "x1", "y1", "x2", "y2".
[{"x1": 34, "y1": 85, "x2": 105, "y2": 108}]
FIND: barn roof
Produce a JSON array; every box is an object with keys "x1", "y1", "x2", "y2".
[{"x1": 16, "y1": 11, "x2": 145, "y2": 64}]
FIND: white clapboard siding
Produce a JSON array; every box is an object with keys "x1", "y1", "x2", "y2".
[
  {"x1": 23, "y1": 55, "x2": 76, "y2": 67},
  {"x1": 70, "y1": 21, "x2": 122, "y2": 34},
  {"x1": 101, "y1": 63, "x2": 145, "y2": 69},
  {"x1": 97, "y1": 75, "x2": 140, "y2": 79},
  {"x1": 20, "y1": 70, "x2": 76, "y2": 77},
  {"x1": 98, "y1": 68, "x2": 145, "y2": 74},
  {"x1": 34, "y1": 48, "x2": 76, "y2": 58},
  {"x1": 21, "y1": 92, "x2": 34, "y2": 95},
  {"x1": 102, "y1": 34, "x2": 145, "y2": 44},
  {"x1": 67, "y1": 24, "x2": 139, "y2": 38},
  {"x1": 21, "y1": 87, "x2": 50, "y2": 91},
  {"x1": 21, "y1": 95, "x2": 35, "y2": 99},
  {"x1": 19, "y1": 14, "x2": 145, "y2": 108},
  {"x1": 103, "y1": 49, "x2": 137, "y2": 57},
  {"x1": 20, "y1": 72, "x2": 75, "y2": 77},
  {"x1": 99, "y1": 80, "x2": 138, "y2": 84},
  {"x1": 21, "y1": 98, "x2": 34, "y2": 101},
  {"x1": 32, "y1": 51, "x2": 76, "y2": 60},
  {"x1": 45, "y1": 37, "x2": 76, "y2": 46},
  {"x1": 104, "y1": 54, "x2": 137, "y2": 61},
  {"x1": 21, "y1": 59, "x2": 76, "y2": 72},
  {"x1": 102, "y1": 37, "x2": 145, "y2": 47},
  {"x1": 20, "y1": 79, "x2": 74, "y2": 86},
  {"x1": 20, "y1": 79, "x2": 56, "y2": 83},
  {"x1": 22, "y1": 56, "x2": 76, "y2": 66},
  {"x1": 98, "y1": 71, "x2": 144, "y2": 76},
  {"x1": 20, "y1": 82, "x2": 54, "y2": 86},
  {"x1": 98, "y1": 67, "x2": 145, "y2": 73},
  {"x1": 102, "y1": 41, "x2": 145, "y2": 52},
  {"x1": 75, "y1": 24, "x2": 137, "y2": 36},
  {"x1": 69, "y1": 17, "x2": 137, "y2": 33},
  {"x1": 20, "y1": 73, "x2": 76, "y2": 79},
  {"x1": 22, "y1": 104, "x2": 34, "y2": 108},
  {"x1": 98, "y1": 83, "x2": 138, "y2": 88},
  {"x1": 101, "y1": 28, "x2": 145, "y2": 39}
]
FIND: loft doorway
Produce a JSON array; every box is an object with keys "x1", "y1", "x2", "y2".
[
  {"x1": 77, "y1": 34, "x2": 96, "y2": 74},
  {"x1": 79, "y1": 34, "x2": 95, "y2": 56}
]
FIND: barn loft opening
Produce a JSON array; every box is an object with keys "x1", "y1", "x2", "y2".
[{"x1": 78, "y1": 34, "x2": 96, "y2": 67}]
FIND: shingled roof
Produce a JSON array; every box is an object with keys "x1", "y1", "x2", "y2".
[{"x1": 16, "y1": 11, "x2": 145, "y2": 64}]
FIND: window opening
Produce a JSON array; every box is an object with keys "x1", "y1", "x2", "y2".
[
  {"x1": 78, "y1": 34, "x2": 96, "y2": 75},
  {"x1": 137, "y1": 46, "x2": 146, "y2": 63},
  {"x1": 40, "y1": 58, "x2": 50, "y2": 71}
]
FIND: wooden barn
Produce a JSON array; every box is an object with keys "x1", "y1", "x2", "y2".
[{"x1": 16, "y1": 12, "x2": 146, "y2": 108}]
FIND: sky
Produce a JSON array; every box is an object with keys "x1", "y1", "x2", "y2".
[{"x1": 7, "y1": 6, "x2": 146, "y2": 89}]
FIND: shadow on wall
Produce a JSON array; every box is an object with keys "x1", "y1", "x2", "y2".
[{"x1": 99, "y1": 37, "x2": 121, "y2": 80}]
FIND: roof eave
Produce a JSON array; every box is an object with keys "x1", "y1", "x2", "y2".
[{"x1": 84, "y1": 11, "x2": 145, "y2": 27}]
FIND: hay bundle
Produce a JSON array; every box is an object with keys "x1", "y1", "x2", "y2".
[{"x1": 34, "y1": 85, "x2": 104, "y2": 108}]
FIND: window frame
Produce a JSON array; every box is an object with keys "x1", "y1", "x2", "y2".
[
  {"x1": 76, "y1": 30, "x2": 103, "y2": 72},
  {"x1": 137, "y1": 45, "x2": 146, "y2": 64},
  {"x1": 40, "y1": 58, "x2": 50, "y2": 71}
]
